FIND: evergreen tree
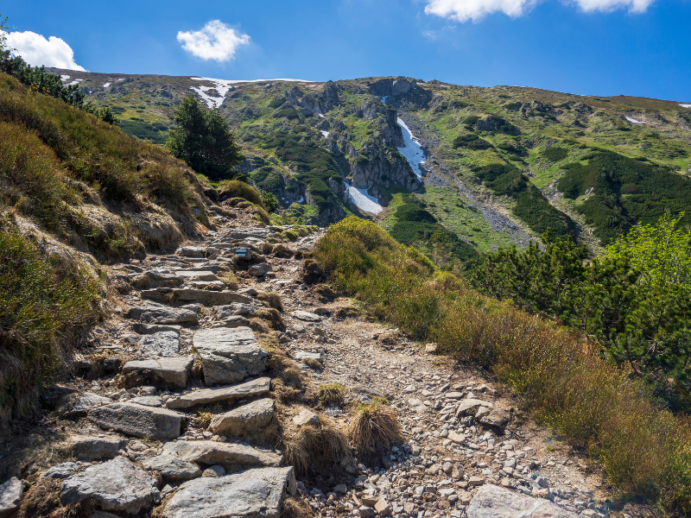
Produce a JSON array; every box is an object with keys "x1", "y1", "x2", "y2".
[{"x1": 167, "y1": 95, "x2": 243, "y2": 181}]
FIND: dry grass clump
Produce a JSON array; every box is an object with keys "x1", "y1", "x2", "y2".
[
  {"x1": 348, "y1": 398, "x2": 403, "y2": 458},
  {"x1": 195, "y1": 411, "x2": 213, "y2": 429},
  {"x1": 258, "y1": 291, "x2": 284, "y2": 312},
  {"x1": 281, "y1": 497, "x2": 313, "y2": 518},
  {"x1": 217, "y1": 268, "x2": 239, "y2": 290},
  {"x1": 280, "y1": 406, "x2": 349, "y2": 475},
  {"x1": 262, "y1": 335, "x2": 306, "y2": 403},
  {"x1": 256, "y1": 308, "x2": 285, "y2": 329},
  {"x1": 272, "y1": 243, "x2": 293, "y2": 258},
  {"x1": 303, "y1": 358, "x2": 322, "y2": 370},
  {"x1": 318, "y1": 384, "x2": 347, "y2": 406}
]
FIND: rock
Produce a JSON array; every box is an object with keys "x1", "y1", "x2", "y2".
[
  {"x1": 291, "y1": 310, "x2": 322, "y2": 322},
  {"x1": 130, "y1": 271, "x2": 184, "y2": 290},
  {"x1": 374, "y1": 499, "x2": 391, "y2": 516},
  {"x1": 166, "y1": 377, "x2": 271, "y2": 410},
  {"x1": 60, "y1": 457, "x2": 158, "y2": 514},
  {"x1": 468, "y1": 476, "x2": 485, "y2": 486},
  {"x1": 475, "y1": 406, "x2": 491, "y2": 419},
  {"x1": 193, "y1": 327, "x2": 268, "y2": 386},
  {"x1": 295, "y1": 351, "x2": 321, "y2": 364},
  {"x1": 175, "y1": 270, "x2": 219, "y2": 281},
  {"x1": 448, "y1": 431, "x2": 466, "y2": 444},
  {"x1": 0, "y1": 477, "x2": 24, "y2": 518},
  {"x1": 358, "y1": 505, "x2": 374, "y2": 517},
  {"x1": 56, "y1": 392, "x2": 112, "y2": 418},
  {"x1": 70, "y1": 435, "x2": 128, "y2": 461},
  {"x1": 127, "y1": 303, "x2": 199, "y2": 325},
  {"x1": 88, "y1": 403, "x2": 183, "y2": 441},
  {"x1": 132, "y1": 323, "x2": 182, "y2": 335},
  {"x1": 131, "y1": 396, "x2": 163, "y2": 407},
  {"x1": 89, "y1": 512, "x2": 120, "y2": 518},
  {"x1": 456, "y1": 399, "x2": 494, "y2": 417},
  {"x1": 121, "y1": 357, "x2": 194, "y2": 389},
  {"x1": 41, "y1": 462, "x2": 80, "y2": 480},
  {"x1": 445, "y1": 392, "x2": 463, "y2": 400},
  {"x1": 162, "y1": 441, "x2": 282, "y2": 473},
  {"x1": 480, "y1": 409, "x2": 511, "y2": 430},
  {"x1": 452, "y1": 463, "x2": 464, "y2": 480},
  {"x1": 467, "y1": 484, "x2": 578, "y2": 517},
  {"x1": 163, "y1": 466, "x2": 296, "y2": 518},
  {"x1": 177, "y1": 246, "x2": 210, "y2": 258},
  {"x1": 214, "y1": 304, "x2": 257, "y2": 319},
  {"x1": 202, "y1": 465, "x2": 226, "y2": 478},
  {"x1": 140, "y1": 288, "x2": 252, "y2": 306},
  {"x1": 138, "y1": 331, "x2": 180, "y2": 357},
  {"x1": 248, "y1": 263, "x2": 272, "y2": 277},
  {"x1": 140, "y1": 455, "x2": 202, "y2": 481},
  {"x1": 425, "y1": 343, "x2": 438, "y2": 353},
  {"x1": 333, "y1": 484, "x2": 347, "y2": 494},
  {"x1": 209, "y1": 398, "x2": 275, "y2": 436},
  {"x1": 292, "y1": 408, "x2": 319, "y2": 427},
  {"x1": 219, "y1": 315, "x2": 251, "y2": 328}
]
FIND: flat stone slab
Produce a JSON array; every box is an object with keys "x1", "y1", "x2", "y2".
[
  {"x1": 56, "y1": 392, "x2": 112, "y2": 418},
  {"x1": 467, "y1": 484, "x2": 578, "y2": 518},
  {"x1": 132, "y1": 323, "x2": 181, "y2": 335},
  {"x1": 41, "y1": 462, "x2": 80, "y2": 480},
  {"x1": 88, "y1": 403, "x2": 183, "y2": 441},
  {"x1": 130, "y1": 271, "x2": 184, "y2": 290},
  {"x1": 162, "y1": 441, "x2": 282, "y2": 473},
  {"x1": 140, "y1": 454, "x2": 202, "y2": 481},
  {"x1": 70, "y1": 435, "x2": 128, "y2": 461},
  {"x1": 165, "y1": 377, "x2": 271, "y2": 410},
  {"x1": 214, "y1": 304, "x2": 257, "y2": 319},
  {"x1": 295, "y1": 351, "x2": 321, "y2": 363},
  {"x1": 0, "y1": 477, "x2": 24, "y2": 517},
  {"x1": 163, "y1": 467, "x2": 296, "y2": 518},
  {"x1": 291, "y1": 310, "x2": 323, "y2": 322},
  {"x1": 193, "y1": 327, "x2": 268, "y2": 386},
  {"x1": 140, "y1": 288, "x2": 252, "y2": 306},
  {"x1": 127, "y1": 303, "x2": 199, "y2": 325},
  {"x1": 456, "y1": 399, "x2": 494, "y2": 417},
  {"x1": 138, "y1": 331, "x2": 180, "y2": 357},
  {"x1": 121, "y1": 357, "x2": 194, "y2": 389},
  {"x1": 209, "y1": 398, "x2": 275, "y2": 437},
  {"x1": 131, "y1": 396, "x2": 163, "y2": 407},
  {"x1": 175, "y1": 270, "x2": 220, "y2": 281},
  {"x1": 61, "y1": 457, "x2": 157, "y2": 514}
]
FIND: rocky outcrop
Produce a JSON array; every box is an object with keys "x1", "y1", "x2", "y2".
[{"x1": 366, "y1": 77, "x2": 432, "y2": 109}]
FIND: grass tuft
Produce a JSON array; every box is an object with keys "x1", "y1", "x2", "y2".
[
  {"x1": 348, "y1": 398, "x2": 403, "y2": 459},
  {"x1": 318, "y1": 383, "x2": 347, "y2": 406}
]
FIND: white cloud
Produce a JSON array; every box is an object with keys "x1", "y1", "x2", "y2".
[
  {"x1": 424, "y1": 0, "x2": 654, "y2": 22},
  {"x1": 177, "y1": 20, "x2": 250, "y2": 62},
  {"x1": 5, "y1": 31, "x2": 86, "y2": 71}
]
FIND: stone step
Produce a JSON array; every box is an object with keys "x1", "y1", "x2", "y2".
[
  {"x1": 132, "y1": 323, "x2": 182, "y2": 335},
  {"x1": 165, "y1": 377, "x2": 271, "y2": 410},
  {"x1": 137, "y1": 331, "x2": 180, "y2": 357},
  {"x1": 139, "y1": 454, "x2": 202, "y2": 482},
  {"x1": 174, "y1": 270, "x2": 219, "y2": 281},
  {"x1": 140, "y1": 288, "x2": 252, "y2": 306},
  {"x1": 192, "y1": 327, "x2": 268, "y2": 386},
  {"x1": 121, "y1": 357, "x2": 194, "y2": 389},
  {"x1": 209, "y1": 398, "x2": 275, "y2": 437},
  {"x1": 127, "y1": 303, "x2": 199, "y2": 325},
  {"x1": 88, "y1": 402, "x2": 184, "y2": 441},
  {"x1": 162, "y1": 467, "x2": 296, "y2": 518},
  {"x1": 162, "y1": 440, "x2": 282, "y2": 472}
]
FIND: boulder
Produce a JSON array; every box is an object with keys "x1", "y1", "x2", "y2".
[
  {"x1": 41, "y1": 462, "x2": 80, "y2": 480},
  {"x1": 467, "y1": 484, "x2": 578, "y2": 518},
  {"x1": 192, "y1": 327, "x2": 268, "y2": 386},
  {"x1": 163, "y1": 467, "x2": 296, "y2": 518},
  {"x1": 70, "y1": 435, "x2": 128, "y2": 461},
  {"x1": 291, "y1": 311, "x2": 322, "y2": 322},
  {"x1": 162, "y1": 441, "x2": 282, "y2": 473},
  {"x1": 165, "y1": 377, "x2": 271, "y2": 410},
  {"x1": 60, "y1": 457, "x2": 158, "y2": 514},
  {"x1": 213, "y1": 304, "x2": 257, "y2": 319},
  {"x1": 480, "y1": 409, "x2": 512, "y2": 430},
  {"x1": 0, "y1": 477, "x2": 24, "y2": 518},
  {"x1": 209, "y1": 398, "x2": 275, "y2": 436},
  {"x1": 56, "y1": 392, "x2": 112, "y2": 418},
  {"x1": 140, "y1": 288, "x2": 252, "y2": 306},
  {"x1": 140, "y1": 455, "x2": 202, "y2": 481},
  {"x1": 88, "y1": 403, "x2": 183, "y2": 441},
  {"x1": 127, "y1": 303, "x2": 199, "y2": 325},
  {"x1": 138, "y1": 331, "x2": 180, "y2": 357},
  {"x1": 130, "y1": 271, "x2": 184, "y2": 290},
  {"x1": 248, "y1": 263, "x2": 272, "y2": 277},
  {"x1": 456, "y1": 399, "x2": 494, "y2": 417},
  {"x1": 121, "y1": 357, "x2": 194, "y2": 389}
]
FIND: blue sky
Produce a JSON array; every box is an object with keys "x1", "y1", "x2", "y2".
[{"x1": 3, "y1": 0, "x2": 690, "y2": 101}]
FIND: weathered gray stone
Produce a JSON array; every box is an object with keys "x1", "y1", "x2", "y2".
[
  {"x1": 219, "y1": 315, "x2": 251, "y2": 328},
  {"x1": 138, "y1": 331, "x2": 180, "y2": 357},
  {"x1": 165, "y1": 377, "x2": 271, "y2": 410},
  {"x1": 163, "y1": 467, "x2": 296, "y2": 518},
  {"x1": 456, "y1": 398, "x2": 494, "y2": 417},
  {"x1": 295, "y1": 351, "x2": 321, "y2": 363},
  {"x1": 209, "y1": 399, "x2": 275, "y2": 436},
  {"x1": 0, "y1": 477, "x2": 24, "y2": 517},
  {"x1": 248, "y1": 263, "x2": 272, "y2": 277},
  {"x1": 140, "y1": 455, "x2": 202, "y2": 481},
  {"x1": 162, "y1": 441, "x2": 282, "y2": 472},
  {"x1": 130, "y1": 271, "x2": 184, "y2": 290},
  {"x1": 177, "y1": 246, "x2": 212, "y2": 258},
  {"x1": 41, "y1": 462, "x2": 80, "y2": 480},
  {"x1": 121, "y1": 357, "x2": 194, "y2": 389},
  {"x1": 480, "y1": 409, "x2": 512, "y2": 430},
  {"x1": 88, "y1": 403, "x2": 183, "y2": 441},
  {"x1": 175, "y1": 270, "x2": 219, "y2": 281},
  {"x1": 70, "y1": 435, "x2": 128, "y2": 461},
  {"x1": 140, "y1": 288, "x2": 252, "y2": 306},
  {"x1": 131, "y1": 396, "x2": 163, "y2": 407},
  {"x1": 213, "y1": 304, "x2": 257, "y2": 319},
  {"x1": 292, "y1": 408, "x2": 319, "y2": 427},
  {"x1": 56, "y1": 392, "x2": 112, "y2": 418},
  {"x1": 467, "y1": 484, "x2": 578, "y2": 518},
  {"x1": 202, "y1": 465, "x2": 226, "y2": 478},
  {"x1": 193, "y1": 327, "x2": 268, "y2": 386},
  {"x1": 127, "y1": 303, "x2": 199, "y2": 325},
  {"x1": 132, "y1": 323, "x2": 181, "y2": 335},
  {"x1": 291, "y1": 310, "x2": 322, "y2": 322},
  {"x1": 60, "y1": 457, "x2": 158, "y2": 514}
]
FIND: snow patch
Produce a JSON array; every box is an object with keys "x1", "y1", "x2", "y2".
[
  {"x1": 190, "y1": 77, "x2": 314, "y2": 109},
  {"x1": 680, "y1": 104, "x2": 691, "y2": 109},
  {"x1": 344, "y1": 182, "x2": 383, "y2": 214},
  {"x1": 60, "y1": 74, "x2": 70, "y2": 82},
  {"x1": 116, "y1": 78, "x2": 125, "y2": 82},
  {"x1": 381, "y1": 95, "x2": 389, "y2": 104},
  {"x1": 626, "y1": 116, "x2": 643, "y2": 124},
  {"x1": 396, "y1": 117, "x2": 426, "y2": 178},
  {"x1": 67, "y1": 78, "x2": 83, "y2": 86},
  {"x1": 103, "y1": 82, "x2": 111, "y2": 88},
  {"x1": 296, "y1": 196, "x2": 304, "y2": 204},
  {"x1": 320, "y1": 130, "x2": 330, "y2": 139},
  {"x1": 318, "y1": 113, "x2": 325, "y2": 118}
]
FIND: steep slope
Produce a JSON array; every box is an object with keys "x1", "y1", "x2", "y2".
[{"x1": 48, "y1": 68, "x2": 691, "y2": 257}]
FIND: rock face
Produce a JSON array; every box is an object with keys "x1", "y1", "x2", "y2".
[
  {"x1": 88, "y1": 403, "x2": 183, "y2": 441},
  {"x1": 138, "y1": 331, "x2": 180, "y2": 357},
  {"x1": 60, "y1": 457, "x2": 158, "y2": 514},
  {"x1": 192, "y1": 327, "x2": 269, "y2": 386},
  {"x1": 165, "y1": 377, "x2": 271, "y2": 410},
  {"x1": 140, "y1": 454, "x2": 202, "y2": 481},
  {"x1": 0, "y1": 477, "x2": 24, "y2": 518},
  {"x1": 209, "y1": 398, "x2": 275, "y2": 436},
  {"x1": 467, "y1": 484, "x2": 578, "y2": 518},
  {"x1": 162, "y1": 441, "x2": 282, "y2": 472},
  {"x1": 163, "y1": 467, "x2": 296, "y2": 518},
  {"x1": 127, "y1": 303, "x2": 199, "y2": 325},
  {"x1": 121, "y1": 357, "x2": 193, "y2": 388},
  {"x1": 70, "y1": 435, "x2": 128, "y2": 461}
]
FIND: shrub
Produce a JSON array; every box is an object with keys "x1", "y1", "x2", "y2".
[
  {"x1": 218, "y1": 180, "x2": 266, "y2": 208},
  {"x1": 542, "y1": 146, "x2": 569, "y2": 162}
]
